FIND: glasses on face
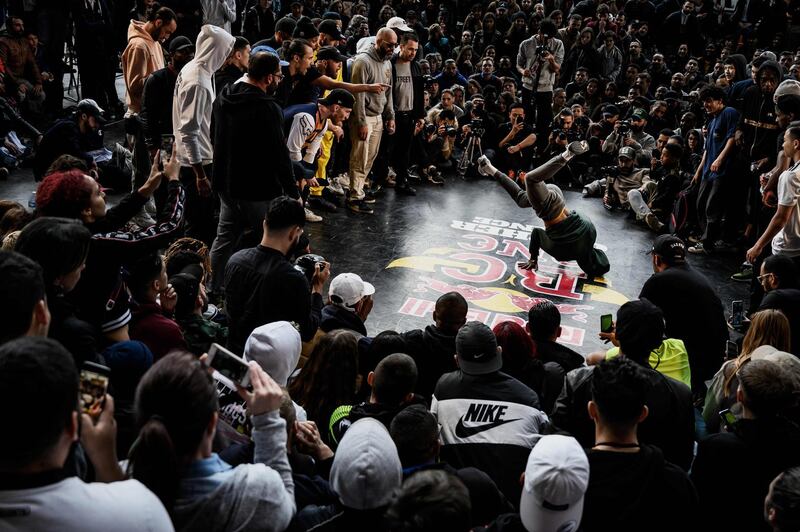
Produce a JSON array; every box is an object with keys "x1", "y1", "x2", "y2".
[
  {"x1": 757, "y1": 273, "x2": 773, "y2": 283},
  {"x1": 273, "y1": 71, "x2": 284, "y2": 79}
]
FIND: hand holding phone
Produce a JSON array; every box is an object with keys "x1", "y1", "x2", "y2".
[
  {"x1": 600, "y1": 314, "x2": 613, "y2": 333},
  {"x1": 160, "y1": 134, "x2": 175, "y2": 167},
  {"x1": 731, "y1": 300, "x2": 744, "y2": 328},
  {"x1": 80, "y1": 362, "x2": 110, "y2": 417},
  {"x1": 236, "y1": 362, "x2": 284, "y2": 416}
]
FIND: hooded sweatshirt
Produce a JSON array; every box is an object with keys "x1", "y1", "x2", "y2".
[
  {"x1": 738, "y1": 60, "x2": 782, "y2": 162},
  {"x1": 582, "y1": 444, "x2": 698, "y2": 531},
  {"x1": 122, "y1": 20, "x2": 166, "y2": 114},
  {"x1": 173, "y1": 25, "x2": 235, "y2": 168},
  {"x1": 350, "y1": 46, "x2": 394, "y2": 127}
]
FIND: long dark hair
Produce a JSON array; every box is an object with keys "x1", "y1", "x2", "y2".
[
  {"x1": 128, "y1": 352, "x2": 218, "y2": 513},
  {"x1": 288, "y1": 330, "x2": 359, "y2": 434}
]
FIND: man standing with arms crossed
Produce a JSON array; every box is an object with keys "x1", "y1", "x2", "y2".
[
  {"x1": 348, "y1": 27, "x2": 397, "y2": 214},
  {"x1": 390, "y1": 32, "x2": 423, "y2": 197}
]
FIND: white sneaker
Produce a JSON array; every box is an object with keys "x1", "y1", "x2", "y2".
[
  {"x1": 477, "y1": 155, "x2": 497, "y2": 176},
  {"x1": 388, "y1": 166, "x2": 397, "y2": 179},
  {"x1": 328, "y1": 181, "x2": 345, "y2": 196},
  {"x1": 563, "y1": 140, "x2": 589, "y2": 161},
  {"x1": 304, "y1": 207, "x2": 322, "y2": 222}
]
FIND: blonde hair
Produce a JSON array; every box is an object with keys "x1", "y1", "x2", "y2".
[{"x1": 724, "y1": 309, "x2": 791, "y2": 395}]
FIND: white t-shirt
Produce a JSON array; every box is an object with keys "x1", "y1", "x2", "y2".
[
  {"x1": 772, "y1": 163, "x2": 800, "y2": 256},
  {"x1": 0, "y1": 477, "x2": 173, "y2": 531}
]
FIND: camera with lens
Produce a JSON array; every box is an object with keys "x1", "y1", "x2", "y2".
[
  {"x1": 424, "y1": 75, "x2": 435, "y2": 86},
  {"x1": 600, "y1": 165, "x2": 620, "y2": 178},
  {"x1": 424, "y1": 122, "x2": 437, "y2": 136},
  {"x1": 536, "y1": 44, "x2": 549, "y2": 57},
  {"x1": 445, "y1": 126, "x2": 458, "y2": 137},
  {"x1": 294, "y1": 254, "x2": 326, "y2": 283},
  {"x1": 616, "y1": 120, "x2": 631, "y2": 135},
  {"x1": 468, "y1": 117, "x2": 485, "y2": 136},
  {"x1": 552, "y1": 129, "x2": 568, "y2": 141}
]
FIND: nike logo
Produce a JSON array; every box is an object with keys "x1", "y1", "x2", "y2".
[{"x1": 455, "y1": 416, "x2": 521, "y2": 438}]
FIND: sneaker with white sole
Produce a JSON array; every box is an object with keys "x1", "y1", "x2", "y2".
[
  {"x1": 328, "y1": 181, "x2": 345, "y2": 196},
  {"x1": 687, "y1": 242, "x2": 710, "y2": 254},
  {"x1": 304, "y1": 207, "x2": 322, "y2": 222},
  {"x1": 563, "y1": 140, "x2": 589, "y2": 160}
]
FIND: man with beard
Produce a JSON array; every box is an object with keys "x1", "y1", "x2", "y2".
[
  {"x1": 121, "y1": 7, "x2": 177, "y2": 186},
  {"x1": 224, "y1": 196, "x2": 330, "y2": 353},
  {"x1": 214, "y1": 37, "x2": 250, "y2": 97},
  {"x1": 478, "y1": 141, "x2": 611, "y2": 279},
  {"x1": 209, "y1": 53, "x2": 300, "y2": 299},
  {"x1": 0, "y1": 16, "x2": 46, "y2": 115},
  {"x1": 602, "y1": 108, "x2": 656, "y2": 163},
  {"x1": 348, "y1": 28, "x2": 397, "y2": 214},
  {"x1": 141, "y1": 37, "x2": 194, "y2": 157}
]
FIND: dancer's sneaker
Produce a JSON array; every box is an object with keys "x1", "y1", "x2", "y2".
[
  {"x1": 476, "y1": 155, "x2": 498, "y2": 177},
  {"x1": 562, "y1": 140, "x2": 589, "y2": 161},
  {"x1": 304, "y1": 207, "x2": 323, "y2": 222}
]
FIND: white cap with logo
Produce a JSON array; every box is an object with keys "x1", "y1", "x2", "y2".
[
  {"x1": 520, "y1": 434, "x2": 590, "y2": 532},
  {"x1": 386, "y1": 16, "x2": 413, "y2": 32},
  {"x1": 329, "y1": 273, "x2": 375, "y2": 308}
]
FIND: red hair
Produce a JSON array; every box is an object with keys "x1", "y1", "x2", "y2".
[
  {"x1": 493, "y1": 321, "x2": 537, "y2": 373},
  {"x1": 35, "y1": 170, "x2": 93, "y2": 220}
]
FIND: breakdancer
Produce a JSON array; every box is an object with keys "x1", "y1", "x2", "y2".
[{"x1": 477, "y1": 141, "x2": 610, "y2": 278}]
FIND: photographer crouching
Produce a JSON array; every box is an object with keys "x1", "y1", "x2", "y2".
[
  {"x1": 416, "y1": 109, "x2": 456, "y2": 184},
  {"x1": 583, "y1": 146, "x2": 649, "y2": 211},
  {"x1": 456, "y1": 94, "x2": 496, "y2": 177},
  {"x1": 601, "y1": 108, "x2": 656, "y2": 165}
]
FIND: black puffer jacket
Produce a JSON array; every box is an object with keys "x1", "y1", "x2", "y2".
[{"x1": 401, "y1": 325, "x2": 458, "y2": 399}]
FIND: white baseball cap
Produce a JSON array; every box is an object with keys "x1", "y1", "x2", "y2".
[
  {"x1": 520, "y1": 435, "x2": 589, "y2": 532},
  {"x1": 329, "y1": 273, "x2": 375, "y2": 307},
  {"x1": 386, "y1": 16, "x2": 413, "y2": 32}
]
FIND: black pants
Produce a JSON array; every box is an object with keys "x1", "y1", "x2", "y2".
[
  {"x1": 697, "y1": 177, "x2": 725, "y2": 247},
  {"x1": 179, "y1": 164, "x2": 216, "y2": 246},
  {"x1": 391, "y1": 112, "x2": 416, "y2": 187}
]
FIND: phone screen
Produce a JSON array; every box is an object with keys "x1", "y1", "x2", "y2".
[
  {"x1": 719, "y1": 409, "x2": 737, "y2": 429},
  {"x1": 80, "y1": 363, "x2": 110, "y2": 415},
  {"x1": 600, "y1": 314, "x2": 613, "y2": 333},
  {"x1": 160, "y1": 135, "x2": 174, "y2": 165},
  {"x1": 208, "y1": 343, "x2": 250, "y2": 386},
  {"x1": 731, "y1": 300, "x2": 744, "y2": 327},
  {"x1": 726, "y1": 340, "x2": 739, "y2": 359}
]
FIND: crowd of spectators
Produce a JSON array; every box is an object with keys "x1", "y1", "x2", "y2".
[{"x1": 2, "y1": 0, "x2": 800, "y2": 530}]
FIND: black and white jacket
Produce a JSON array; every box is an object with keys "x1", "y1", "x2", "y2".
[{"x1": 431, "y1": 370, "x2": 548, "y2": 506}]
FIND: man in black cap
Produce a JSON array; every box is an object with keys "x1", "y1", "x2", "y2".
[
  {"x1": 318, "y1": 19, "x2": 344, "y2": 48},
  {"x1": 292, "y1": 16, "x2": 320, "y2": 50},
  {"x1": 141, "y1": 36, "x2": 195, "y2": 158},
  {"x1": 551, "y1": 298, "x2": 695, "y2": 471},
  {"x1": 256, "y1": 17, "x2": 296, "y2": 54},
  {"x1": 432, "y1": 321, "x2": 548, "y2": 504},
  {"x1": 209, "y1": 52, "x2": 299, "y2": 297},
  {"x1": 34, "y1": 98, "x2": 105, "y2": 180},
  {"x1": 639, "y1": 235, "x2": 728, "y2": 396}
]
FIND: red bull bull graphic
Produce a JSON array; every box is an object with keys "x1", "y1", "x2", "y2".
[{"x1": 386, "y1": 216, "x2": 629, "y2": 348}]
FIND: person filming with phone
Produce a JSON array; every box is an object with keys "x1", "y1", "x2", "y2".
[{"x1": 494, "y1": 103, "x2": 536, "y2": 177}]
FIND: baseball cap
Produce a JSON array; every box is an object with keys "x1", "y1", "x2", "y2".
[
  {"x1": 77, "y1": 98, "x2": 106, "y2": 123},
  {"x1": 250, "y1": 44, "x2": 289, "y2": 67},
  {"x1": 318, "y1": 19, "x2": 343, "y2": 40},
  {"x1": 520, "y1": 435, "x2": 589, "y2": 532},
  {"x1": 330, "y1": 418, "x2": 402, "y2": 510},
  {"x1": 293, "y1": 17, "x2": 319, "y2": 39},
  {"x1": 602, "y1": 104, "x2": 620, "y2": 116},
  {"x1": 386, "y1": 16, "x2": 413, "y2": 32},
  {"x1": 316, "y1": 45, "x2": 344, "y2": 63},
  {"x1": 649, "y1": 234, "x2": 686, "y2": 264},
  {"x1": 631, "y1": 108, "x2": 648, "y2": 120},
  {"x1": 319, "y1": 88, "x2": 355, "y2": 108},
  {"x1": 456, "y1": 321, "x2": 502, "y2": 375},
  {"x1": 618, "y1": 146, "x2": 636, "y2": 159},
  {"x1": 275, "y1": 17, "x2": 297, "y2": 34},
  {"x1": 169, "y1": 271, "x2": 201, "y2": 318},
  {"x1": 244, "y1": 321, "x2": 302, "y2": 386},
  {"x1": 168, "y1": 35, "x2": 194, "y2": 53},
  {"x1": 329, "y1": 273, "x2": 375, "y2": 307}
]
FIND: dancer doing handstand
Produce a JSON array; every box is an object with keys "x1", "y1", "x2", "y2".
[{"x1": 477, "y1": 141, "x2": 610, "y2": 278}]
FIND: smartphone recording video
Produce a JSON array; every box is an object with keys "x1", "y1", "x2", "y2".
[
  {"x1": 600, "y1": 314, "x2": 613, "y2": 333},
  {"x1": 80, "y1": 362, "x2": 110, "y2": 415},
  {"x1": 207, "y1": 343, "x2": 251, "y2": 388},
  {"x1": 160, "y1": 134, "x2": 174, "y2": 166}
]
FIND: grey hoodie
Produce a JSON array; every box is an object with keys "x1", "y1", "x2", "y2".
[
  {"x1": 173, "y1": 411, "x2": 296, "y2": 531},
  {"x1": 173, "y1": 25, "x2": 236, "y2": 167},
  {"x1": 350, "y1": 46, "x2": 394, "y2": 127}
]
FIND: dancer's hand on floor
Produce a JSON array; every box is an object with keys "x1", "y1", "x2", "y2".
[{"x1": 518, "y1": 258, "x2": 538, "y2": 271}]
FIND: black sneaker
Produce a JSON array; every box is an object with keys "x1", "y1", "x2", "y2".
[
  {"x1": 408, "y1": 166, "x2": 422, "y2": 182},
  {"x1": 396, "y1": 184, "x2": 417, "y2": 195},
  {"x1": 347, "y1": 200, "x2": 374, "y2": 214},
  {"x1": 363, "y1": 190, "x2": 377, "y2": 204},
  {"x1": 308, "y1": 196, "x2": 338, "y2": 212}
]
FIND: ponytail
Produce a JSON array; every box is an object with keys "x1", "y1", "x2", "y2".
[{"x1": 128, "y1": 352, "x2": 218, "y2": 514}]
